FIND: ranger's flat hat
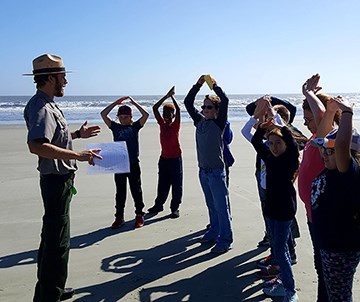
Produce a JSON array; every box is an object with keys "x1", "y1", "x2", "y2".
[{"x1": 23, "y1": 54, "x2": 71, "y2": 76}]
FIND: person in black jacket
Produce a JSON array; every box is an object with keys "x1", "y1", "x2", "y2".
[
  {"x1": 251, "y1": 111, "x2": 299, "y2": 301},
  {"x1": 246, "y1": 96, "x2": 303, "y2": 248},
  {"x1": 311, "y1": 96, "x2": 360, "y2": 301}
]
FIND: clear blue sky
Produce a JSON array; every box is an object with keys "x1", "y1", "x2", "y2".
[{"x1": 1, "y1": 0, "x2": 359, "y2": 95}]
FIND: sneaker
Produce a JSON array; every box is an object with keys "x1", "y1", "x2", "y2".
[
  {"x1": 257, "y1": 265, "x2": 280, "y2": 279},
  {"x1": 147, "y1": 205, "x2": 163, "y2": 214},
  {"x1": 169, "y1": 210, "x2": 180, "y2": 219},
  {"x1": 111, "y1": 217, "x2": 125, "y2": 229},
  {"x1": 257, "y1": 254, "x2": 275, "y2": 269},
  {"x1": 263, "y1": 283, "x2": 286, "y2": 297},
  {"x1": 263, "y1": 275, "x2": 282, "y2": 287},
  {"x1": 290, "y1": 252, "x2": 297, "y2": 265},
  {"x1": 135, "y1": 214, "x2": 144, "y2": 228},
  {"x1": 284, "y1": 292, "x2": 299, "y2": 302},
  {"x1": 210, "y1": 245, "x2": 231, "y2": 254},
  {"x1": 257, "y1": 233, "x2": 271, "y2": 247},
  {"x1": 60, "y1": 288, "x2": 75, "y2": 301}
]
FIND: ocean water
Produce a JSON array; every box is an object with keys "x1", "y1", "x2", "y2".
[{"x1": 1, "y1": 93, "x2": 360, "y2": 125}]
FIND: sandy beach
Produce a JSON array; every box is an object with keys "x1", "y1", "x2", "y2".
[{"x1": 1, "y1": 121, "x2": 360, "y2": 302}]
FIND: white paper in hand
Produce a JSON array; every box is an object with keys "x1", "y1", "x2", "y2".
[{"x1": 86, "y1": 141, "x2": 130, "y2": 174}]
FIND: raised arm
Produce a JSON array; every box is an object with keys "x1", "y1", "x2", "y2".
[
  {"x1": 213, "y1": 79, "x2": 229, "y2": 130},
  {"x1": 153, "y1": 86, "x2": 175, "y2": 123},
  {"x1": 302, "y1": 74, "x2": 329, "y2": 136},
  {"x1": 242, "y1": 98, "x2": 269, "y2": 143},
  {"x1": 100, "y1": 97, "x2": 128, "y2": 128},
  {"x1": 241, "y1": 116, "x2": 258, "y2": 143},
  {"x1": 333, "y1": 97, "x2": 354, "y2": 172},
  {"x1": 246, "y1": 96, "x2": 296, "y2": 123},
  {"x1": 280, "y1": 126, "x2": 299, "y2": 156},
  {"x1": 251, "y1": 125, "x2": 268, "y2": 161},
  {"x1": 129, "y1": 96, "x2": 149, "y2": 127},
  {"x1": 171, "y1": 94, "x2": 181, "y2": 123},
  {"x1": 184, "y1": 75, "x2": 204, "y2": 124},
  {"x1": 316, "y1": 95, "x2": 340, "y2": 139}
]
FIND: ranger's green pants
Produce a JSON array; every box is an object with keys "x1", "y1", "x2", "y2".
[{"x1": 33, "y1": 173, "x2": 74, "y2": 302}]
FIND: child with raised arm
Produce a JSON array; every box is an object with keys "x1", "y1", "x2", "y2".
[
  {"x1": 101, "y1": 96, "x2": 149, "y2": 229},
  {"x1": 184, "y1": 75, "x2": 233, "y2": 254},
  {"x1": 299, "y1": 73, "x2": 341, "y2": 301},
  {"x1": 243, "y1": 99, "x2": 299, "y2": 285},
  {"x1": 251, "y1": 112, "x2": 299, "y2": 301},
  {"x1": 244, "y1": 96, "x2": 305, "y2": 249},
  {"x1": 311, "y1": 96, "x2": 360, "y2": 302},
  {"x1": 148, "y1": 86, "x2": 183, "y2": 218}
]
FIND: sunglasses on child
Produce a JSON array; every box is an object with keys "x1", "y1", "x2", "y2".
[
  {"x1": 320, "y1": 147, "x2": 335, "y2": 156},
  {"x1": 201, "y1": 105, "x2": 215, "y2": 110}
]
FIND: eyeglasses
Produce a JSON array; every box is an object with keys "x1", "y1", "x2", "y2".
[
  {"x1": 320, "y1": 147, "x2": 335, "y2": 156},
  {"x1": 201, "y1": 105, "x2": 214, "y2": 110}
]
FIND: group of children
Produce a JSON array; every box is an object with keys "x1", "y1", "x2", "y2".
[
  {"x1": 100, "y1": 87, "x2": 182, "y2": 229},
  {"x1": 100, "y1": 74, "x2": 360, "y2": 302}
]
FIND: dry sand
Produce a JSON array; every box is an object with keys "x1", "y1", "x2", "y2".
[{"x1": 1, "y1": 121, "x2": 359, "y2": 301}]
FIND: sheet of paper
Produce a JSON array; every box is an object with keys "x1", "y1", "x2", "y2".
[{"x1": 86, "y1": 141, "x2": 130, "y2": 174}]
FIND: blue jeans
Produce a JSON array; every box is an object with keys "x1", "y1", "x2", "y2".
[
  {"x1": 199, "y1": 167, "x2": 233, "y2": 249},
  {"x1": 268, "y1": 219, "x2": 296, "y2": 296}
]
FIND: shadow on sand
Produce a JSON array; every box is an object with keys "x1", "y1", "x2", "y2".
[
  {"x1": 0, "y1": 213, "x2": 170, "y2": 268},
  {"x1": 72, "y1": 229, "x2": 274, "y2": 302},
  {"x1": 1, "y1": 214, "x2": 277, "y2": 301}
]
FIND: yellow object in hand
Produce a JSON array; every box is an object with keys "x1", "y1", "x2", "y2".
[{"x1": 204, "y1": 74, "x2": 214, "y2": 90}]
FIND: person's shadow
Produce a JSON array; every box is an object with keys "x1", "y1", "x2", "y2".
[
  {"x1": 0, "y1": 214, "x2": 170, "y2": 268},
  {"x1": 71, "y1": 230, "x2": 267, "y2": 301},
  {"x1": 139, "y1": 248, "x2": 282, "y2": 302},
  {"x1": 0, "y1": 225, "x2": 127, "y2": 268}
]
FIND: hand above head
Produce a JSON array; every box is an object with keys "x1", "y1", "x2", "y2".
[
  {"x1": 197, "y1": 75, "x2": 206, "y2": 85},
  {"x1": 209, "y1": 76, "x2": 217, "y2": 86},
  {"x1": 166, "y1": 86, "x2": 175, "y2": 98},
  {"x1": 79, "y1": 121, "x2": 101, "y2": 138},
  {"x1": 332, "y1": 96, "x2": 354, "y2": 112},
  {"x1": 254, "y1": 96, "x2": 271, "y2": 119},
  {"x1": 260, "y1": 119, "x2": 276, "y2": 130},
  {"x1": 255, "y1": 95, "x2": 271, "y2": 107},
  {"x1": 303, "y1": 74, "x2": 322, "y2": 95},
  {"x1": 255, "y1": 95, "x2": 271, "y2": 103},
  {"x1": 115, "y1": 96, "x2": 129, "y2": 105},
  {"x1": 128, "y1": 96, "x2": 136, "y2": 104},
  {"x1": 262, "y1": 114, "x2": 283, "y2": 130}
]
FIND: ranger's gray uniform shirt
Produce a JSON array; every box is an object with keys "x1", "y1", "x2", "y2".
[{"x1": 24, "y1": 90, "x2": 77, "y2": 175}]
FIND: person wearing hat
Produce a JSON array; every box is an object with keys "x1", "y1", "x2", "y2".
[
  {"x1": 148, "y1": 86, "x2": 183, "y2": 218},
  {"x1": 310, "y1": 96, "x2": 360, "y2": 301},
  {"x1": 23, "y1": 54, "x2": 102, "y2": 301},
  {"x1": 101, "y1": 95, "x2": 149, "y2": 229}
]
